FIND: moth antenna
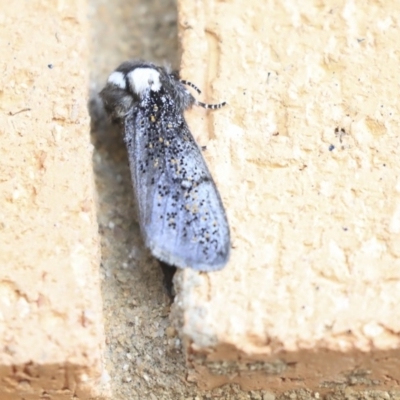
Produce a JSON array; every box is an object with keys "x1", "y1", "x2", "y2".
[
  {"x1": 181, "y1": 80, "x2": 201, "y2": 94},
  {"x1": 181, "y1": 79, "x2": 226, "y2": 109},
  {"x1": 196, "y1": 100, "x2": 227, "y2": 110}
]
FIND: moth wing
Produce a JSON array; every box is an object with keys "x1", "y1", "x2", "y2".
[{"x1": 124, "y1": 109, "x2": 230, "y2": 271}]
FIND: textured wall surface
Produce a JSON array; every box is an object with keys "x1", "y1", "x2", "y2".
[
  {"x1": 176, "y1": 0, "x2": 400, "y2": 394},
  {"x1": 0, "y1": 1, "x2": 107, "y2": 399},
  {"x1": 3, "y1": 0, "x2": 400, "y2": 398}
]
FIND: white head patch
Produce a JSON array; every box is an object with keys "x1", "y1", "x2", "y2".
[
  {"x1": 128, "y1": 68, "x2": 161, "y2": 95},
  {"x1": 107, "y1": 71, "x2": 126, "y2": 89}
]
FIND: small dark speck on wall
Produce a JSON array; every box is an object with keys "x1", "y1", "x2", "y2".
[{"x1": 329, "y1": 144, "x2": 335, "y2": 151}]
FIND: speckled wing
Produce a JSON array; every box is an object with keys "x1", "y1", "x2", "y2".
[{"x1": 123, "y1": 89, "x2": 230, "y2": 271}]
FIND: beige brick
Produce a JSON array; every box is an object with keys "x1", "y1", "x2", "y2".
[
  {"x1": 0, "y1": 1, "x2": 108, "y2": 398},
  {"x1": 5, "y1": 0, "x2": 400, "y2": 397},
  {"x1": 175, "y1": 0, "x2": 400, "y2": 394}
]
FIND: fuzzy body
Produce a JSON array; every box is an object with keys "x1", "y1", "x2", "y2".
[{"x1": 100, "y1": 61, "x2": 230, "y2": 271}]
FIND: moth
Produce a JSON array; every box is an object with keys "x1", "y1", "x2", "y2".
[{"x1": 100, "y1": 61, "x2": 230, "y2": 271}]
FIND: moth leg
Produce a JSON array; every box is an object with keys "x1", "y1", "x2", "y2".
[{"x1": 159, "y1": 261, "x2": 177, "y2": 299}]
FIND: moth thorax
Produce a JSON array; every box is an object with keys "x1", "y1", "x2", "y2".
[
  {"x1": 128, "y1": 68, "x2": 162, "y2": 95},
  {"x1": 107, "y1": 71, "x2": 127, "y2": 89}
]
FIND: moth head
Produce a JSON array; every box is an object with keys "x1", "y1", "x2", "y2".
[{"x1": 107, "y1": 67, "x2": 162, "y2": 97}]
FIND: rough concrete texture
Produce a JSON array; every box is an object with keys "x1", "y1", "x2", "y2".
[
  {"x1": 175, "y1": 0, "x2": 400, "y2": 396},
  {"x1": 4, "y1": 0, "x2": 400, "y2": 399},
  {"x1": 0, "y1": 1, "x2": 107, "y2": 399}
]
